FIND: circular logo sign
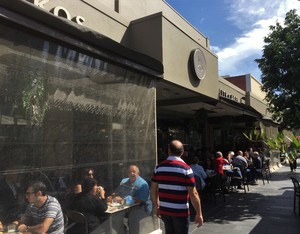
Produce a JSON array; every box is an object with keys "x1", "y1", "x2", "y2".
[{"x1": 191, "y1": 48, "x2": 207, "y2": 80}]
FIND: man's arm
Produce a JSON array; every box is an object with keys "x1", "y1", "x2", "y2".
[
  {"x1": 187, "y1": 186, "x2": 203, "y2": 228},
  {"x1": 150, "y1": 182, "x2": 160, "y2": 217},
  {"x1": 18, "y1": 217, "x2": 54, "y2": 233}
]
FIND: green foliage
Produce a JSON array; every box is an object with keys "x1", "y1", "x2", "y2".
[
  {"x1": 22, "y1": 71, "x2": 48, "y2": 125},
  {"x1": 264, "y1": 131, "x2": 300, "y2": 162},
  {"x1": 6, "y1": 67, "x2": 48, "y2": 126},
  {"x1": 243, "y1": 128, "x2": 266, "y2": 142},
  {"x1": 255, "y1": 9, "x2": 300, "y2": 128}
]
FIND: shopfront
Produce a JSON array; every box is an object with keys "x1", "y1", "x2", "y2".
[
  {"x1": 0, "y1": 1, "x2": 162, "y2": 233},
  {"x1": 0, "y1": 0, "x2": 281, "y2": 233}
]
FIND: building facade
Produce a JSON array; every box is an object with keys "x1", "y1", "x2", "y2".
[{"x1": 0, "y1": 0, "x2": 278, "y2": 232}]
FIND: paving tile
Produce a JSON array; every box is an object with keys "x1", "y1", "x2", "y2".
[{"x1": 188, "y1": 160, "x2": 300, "y2": 234}]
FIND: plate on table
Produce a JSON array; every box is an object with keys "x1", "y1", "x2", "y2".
[{"x1": 110, "y1": 202, "x2": 121, "y2": 207}]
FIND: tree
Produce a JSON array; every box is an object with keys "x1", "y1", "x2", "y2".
[{"x1": 255, "y1": 9, "x2": 300, "y2": 128}]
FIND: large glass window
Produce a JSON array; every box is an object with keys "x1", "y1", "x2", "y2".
[{"x1": 0, "y1": 22, "x2": 156, "y2": 231}]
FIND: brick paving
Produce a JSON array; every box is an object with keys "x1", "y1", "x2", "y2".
[{"x1": 188, "y1": 159, "x2": 300, "y2": 234}]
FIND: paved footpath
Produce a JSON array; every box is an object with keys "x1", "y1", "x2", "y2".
[{"x1": 188, "y1": 160, "x2": 300, "y2": 234}]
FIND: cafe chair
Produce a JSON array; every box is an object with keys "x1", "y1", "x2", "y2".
[
  {"x1": 242, "y1": 174, "x2": 250, "y2": 193},
  {"x1": 264, "y1": 159, "x2": 271, "y2": 178},
  {"x1": 290, "y1": 177, "x2": 300, "y2": 216},
  {"x1": 66, "y1": 209, "x2": 88, "y2": 234},
  {"x1": 205, "y1": 173, "x2": 226, "y2": 204},
  {"x1": 255, "y1": 161, "x2": 271, "y2": 185},
  {"x1": 63, "y1": 212, "x2": 70, "y2": 234}
]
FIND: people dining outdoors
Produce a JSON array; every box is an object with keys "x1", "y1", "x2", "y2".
[
  {"x1": 214, "y1": 151, "x2": 229, "y2": 176},
  {"x1": 189, "y1": 156, "x2": 207, "y2": 220},
  {"x1": 226, "y1": 151, "x2": 235, "y2": 164},
  {"x1": 232, "y1": 150, "x2": 248, "y2": 170},
  {"x1": 248, "y1": 151, "x2": 263, "y2": 184},
  {"x1": 252, "y1": 151, "x2": 263, "y2": 170},
  {"x1": 74, "y1": 167, "x2": 95, "y2": 194},
  {"x1": 244, "y1": 151, "x2": 258, "y2": 185},
  {"x1": 14, "y1": 180, "x2": 64, "y2": 233},
  {"x1": 189, "y1": 156, "x2": 207, "y2": 191},
  {"x1": 71, "y1": 177, "x2": 107, "y2": 233},
  {"x1": 108, "y1": 164, "x2": 152, "y2": 234}
]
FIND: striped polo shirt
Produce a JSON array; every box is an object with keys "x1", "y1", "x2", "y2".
[
  {"x1": 152, "y1": 156, "x2": 195, "y2": 217},
  {"x1": 25, "y1": 195, "x2": 64, "y2": 234}
]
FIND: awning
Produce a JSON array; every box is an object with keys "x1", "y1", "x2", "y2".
[{"x1": 0, "y1": 0, "x2": 164, "y2": 77}]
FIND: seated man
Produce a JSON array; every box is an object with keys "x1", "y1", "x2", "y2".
[
  {"x1": 15, "y1": 181, "x2": 64, "y2": 234},
  {"x1": 189, "y1": 157, "x2": 207, "y2": 221},
  {"x1": 109, "y1": 165, "x2": 152, "y2": 234},
  {"x1": 232, "y1": 151, "x2": 248, "y2": 189},
  {"x1": 214, "y1": 151, "x2": 229, "y2": 176}
]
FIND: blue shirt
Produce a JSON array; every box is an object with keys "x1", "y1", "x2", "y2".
[
  {"x1": 117, "y1": 176, "x2": 150, "y2": 202},
  {"x1": 190, "y1": 164, "x2": 207, "y2": 190}
]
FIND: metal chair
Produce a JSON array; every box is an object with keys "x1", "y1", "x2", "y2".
[
  {"x1": 256, "y1": 161, "x2": 271, "y2": 185},
  {"x1": 66, "y1": 209, "x2": 88, "y2": 234},
  {"x1": 63, "y1": 212, "x2": 69, "y2": 234},
  {"x1": 290, "y1": 177, "x2": 300, "y2": 216},
  {"x1": 231, "y1": 165, "x2": 249, "y2": 193},
  {"x1": 205, "y1": 173, "x2": 226, "y2": 203}
]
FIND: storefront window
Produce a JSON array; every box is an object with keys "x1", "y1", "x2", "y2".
[{"x1": 0, "y1": 22, "x2": 156, "y2": 232}]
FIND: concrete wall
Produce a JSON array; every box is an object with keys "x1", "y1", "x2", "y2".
[
  {"x1": 162, "y1": 17, "x2": 219, "y2": 98},
  {"x1": 248, "y1": 74, "x2": 266, "y2": 100},
  {"x1": 36, "y1": 0, "x2": 129, "y2": 41},
  {"x1": 122, "y1": 13, "x2": 163, "y2": 63},
  {"x1": 33, "y1": 0, "x2": 219, "y2": 99},
  {"x1": 219, "y1": 78, "x2": 246, "y2": 101}
]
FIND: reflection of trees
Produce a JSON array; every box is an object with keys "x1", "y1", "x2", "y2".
[{"x1": 5, "y1": 67, "x2": 48, "y2": 126}]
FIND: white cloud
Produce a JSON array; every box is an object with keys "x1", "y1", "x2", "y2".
[{"x1": 216, "y1": 0, "x2": 300, "y2": 80}]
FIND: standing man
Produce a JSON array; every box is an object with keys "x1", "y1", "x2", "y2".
[
  {"x1": 151, "y1": 140, "x2": 203, "y2": 234},
  {"x1": 15, "y1": 181, "x2": 64, "y2": 234}
]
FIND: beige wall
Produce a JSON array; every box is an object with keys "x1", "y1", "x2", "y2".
[
  {"x1": 37, "y1": 0, "x2": 129, "y2": 41},
  {"x1": 29, "y1": 0, "x2": 219, "y2": 99},
  {"x1": 162, "y1": 17, "x2": 219, "y2": 98},
  {"x1": 36, "y1": 0, "x2": 210, "y2": 49},
  {"x1": 247, "y1": 74, "x2": 266, "y2": 100},
  {"x1": 219, "y1": 78, "x2": 246, "y2": 101},
  {"x1": 122, "y1": 13, "x2": 163, "y2": 62},
  {"x1": 116, "y1": 0, "x2": 210, "y2": 48}
]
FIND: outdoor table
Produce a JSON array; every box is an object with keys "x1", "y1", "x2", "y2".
[
  {"x1": 100, "y1": 203, "x2": 139, "y2": 234},
  {"x1": 222, "y1": 165, "x2": 232, "y2": 171}
]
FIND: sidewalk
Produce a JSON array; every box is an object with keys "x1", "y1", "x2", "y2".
[{"x1": 189, "y1": 160, "x2": 300, "y2": 234}]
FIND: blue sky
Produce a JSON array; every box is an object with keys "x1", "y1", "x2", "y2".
[{"x1": 165, "y1": 0, "x2": 300, "y2": 82}]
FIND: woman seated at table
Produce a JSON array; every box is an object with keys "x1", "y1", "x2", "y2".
[
  {"x1": 71, "y1": 177, "x2": 107, "y2": 233},
  {"x1": 74, "y1": 168, "x2": 95, "y2": 194}
]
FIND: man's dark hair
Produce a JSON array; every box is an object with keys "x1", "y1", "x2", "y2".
[
  {"x1": 28, "y1": 181, "x2": 47, "y2": 196},
  {"x1": 169, "y1": 140, "x2": 184, "y2": 156},
  {"x1": 191, "y1": 156, "x2": 199, "y2": 164}
]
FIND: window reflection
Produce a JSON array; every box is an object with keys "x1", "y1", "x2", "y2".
[{"x1": 0, "y1": 22, "x2": 156, "y2": 232}]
